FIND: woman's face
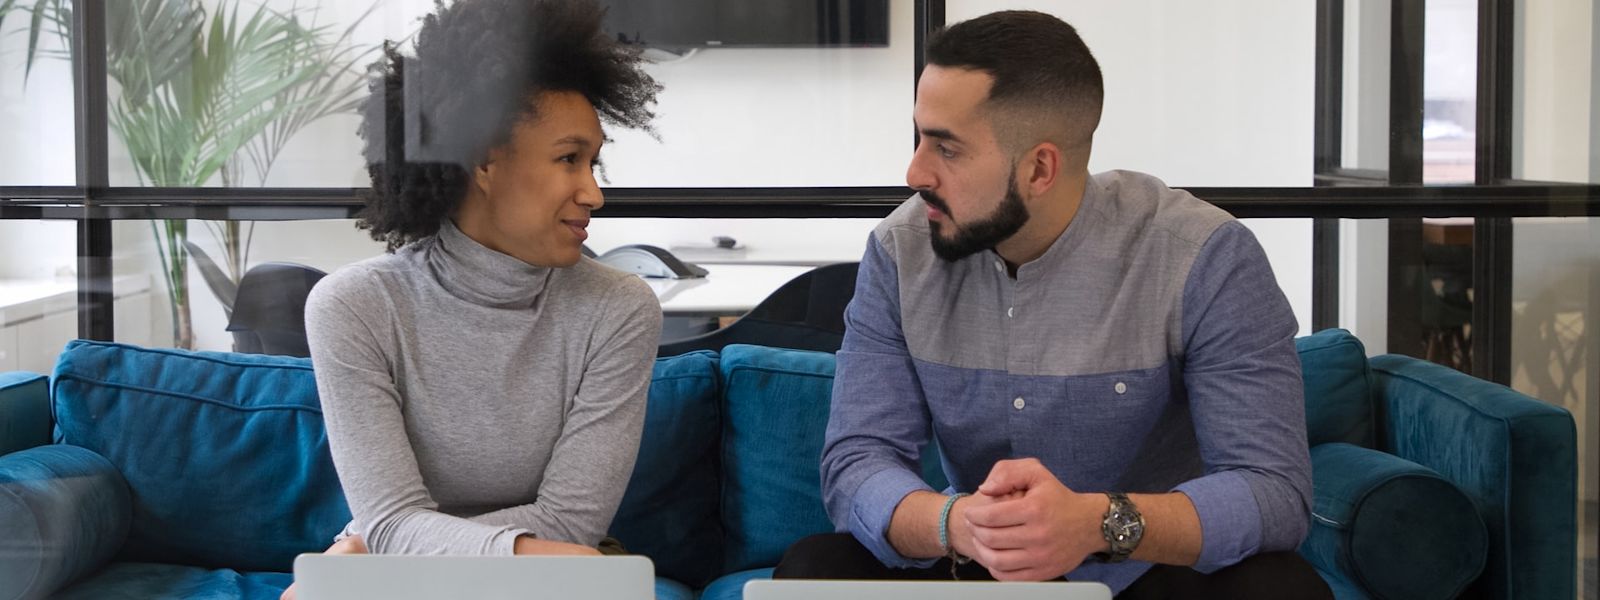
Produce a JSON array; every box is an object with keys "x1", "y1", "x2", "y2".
[{"x1": 457, "y1": 90, "x2": 605, "y2": 267}]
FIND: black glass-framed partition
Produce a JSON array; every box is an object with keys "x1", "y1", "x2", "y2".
[{"x1": 0, "y1": 2, "x2": 1596, "y2": 594}]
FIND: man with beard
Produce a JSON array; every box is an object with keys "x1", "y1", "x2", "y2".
[{"x1": 773, "y1": 11, "x2": 1333, "y2": 600}]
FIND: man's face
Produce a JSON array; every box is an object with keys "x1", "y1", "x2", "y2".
[{"x1": 907, "y1": 66, "x2": 1029, "y2": 262}]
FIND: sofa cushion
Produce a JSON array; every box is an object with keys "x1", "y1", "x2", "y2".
[
  {"x1": 609, "y1": 350, "x2": 724, "y2": 589},
  {"x1": 700, "y1": 567, "x2": 775, "y2": 600},
  {"x1": 719, "y1": 345, "x2": 837, "y2": 574},
  {"x1": 1301, "y1": 443, "x2": 1487, "y2": 600},
  {"x1": 0, "y1": 445, "x2": 130, "y2": 600},
  {"x1": 1296, "y1": 329, "x2": 1376, "y2": 448},
  {"x1": 50, "y1": 340, "x2": 350, "y2": 572},
  {"x1": 718, "y1": 345, "x2": 950, "y2": 574},
  {"x1": 52, "y1": 562, "x2": 292, "y2": 600}
]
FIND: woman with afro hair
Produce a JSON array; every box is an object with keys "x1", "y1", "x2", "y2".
[{"x1": 293, "y1": 0, "x2": 664, "y2": 582}]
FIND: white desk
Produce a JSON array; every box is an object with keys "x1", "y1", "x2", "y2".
[{"x1": 644, "y1": 264, "x2": 817, "y2": 317}]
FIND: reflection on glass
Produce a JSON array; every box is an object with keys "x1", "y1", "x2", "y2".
[
  {"x1": 0, "y1": 0, "x2": 76, "y2": 186},
  {"x1": 1509, "y1": 217, "x2": 1598, "y2": 600}
]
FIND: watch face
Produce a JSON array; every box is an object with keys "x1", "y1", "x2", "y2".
[{"x1": 1108, "y1": 512, "x2": 1142, "y2": 542}]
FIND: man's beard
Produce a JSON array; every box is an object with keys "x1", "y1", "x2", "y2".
[{"x1": 924, "y1": 177, "x2": 1030, "y2": 262}]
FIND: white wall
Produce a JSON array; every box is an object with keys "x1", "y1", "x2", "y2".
[
  {"x1": 1515, "y1": 0, "x2": 1594, "y2": 182},
  {"x1": 0, "y1": 15, "x2": 75, "y2": 186}
]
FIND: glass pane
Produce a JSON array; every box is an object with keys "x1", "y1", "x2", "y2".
[
  {"x1": 1342, "y1": 0, "x2": 1391, "y2": 173},
  {"x1": 0, "y1": 0, "x2": 76, "y2": 186},
  {"x1": 101, "y1": 1, "x2": 401, "y2": 187},
  {"x1": 0, "y1": 220, "x2": 78, "y2": 373},
  {"x1": 1513, "y1": 0, "x2": 1599, "y2": 184},
  {"x1": 1344, "y1": 216, "x2": 1597, "y2": 599},
  {"x1": 1510, "y1": 216, "x2": 1598, "y2": 600},
  {"x1": 1424, "y1": 0, "x2": 1476, "y2": 184},
  {"x1": 601, "y1": 0, "x2": 914, "y2": 187},
  {"x1": 95, "y1": 0, "x2": 913, "y2": 188},
  {"x1": 945, "y1": 1, "x2": 1316, "y2": 187}
]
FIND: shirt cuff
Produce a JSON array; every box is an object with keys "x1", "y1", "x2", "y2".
[
  {"x1": 492, "y1": 528, "x2": 535, "y2": 556},
  {"x1": 848, "y1": 467, "x2": 938, "y2": 569},
  {"x1": 1173, "y1": 470, "x2": 1262, "y2": 573}
]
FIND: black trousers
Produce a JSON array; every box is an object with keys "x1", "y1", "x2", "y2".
[{"x1": 772, "y1": 533, "x2": 1334, "y2": 600}]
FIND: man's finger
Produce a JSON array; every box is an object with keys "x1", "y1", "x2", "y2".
[
  {"x1": 963, "y1": 494, "x2": 1036, "y2": 528},
  {"x1": 969, "y1": 542, "x2": 1035, "y2": 573},
  {"x1": 967, "y1": 522, "x2": 1039, "y2": 550},
  {"x1": 978, "y1": 458, "x2": 1047, "y2": 496}
]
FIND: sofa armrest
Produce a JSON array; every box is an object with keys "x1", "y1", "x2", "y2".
[
  {"x1": 1301, "y1": 443, "x2": 1487, "y2": 600},
  {"x1": 0, "y1": 445, "x2": 131, "y2": 600},
  {"x1": 0, "y1": 372, "x2": 52, "y2": 457},
  {"x1": 1370, "y1": 354, "x2": 1576, "y2": 600}
]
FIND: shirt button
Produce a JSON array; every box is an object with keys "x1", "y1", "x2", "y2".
[
  {"x1": 1007, "y1": 307, "x2": 1015, "y2": 318},
  {"x1": 1115, "y1": 382, "x2": 1127, "y2": 395},
  {"x1": 995, "y1": 260, "x2": 1004, "y2": 273},
  {"x1": 1013, "y1": 396, "x2": 1026, "y2": 410}
]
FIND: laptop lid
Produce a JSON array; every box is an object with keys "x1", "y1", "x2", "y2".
[
  {"x1": 744, "y1": 580, "x2": 1113, "y2": 600},
  {"x1": 292, "y1": 554, "x2": 654, "y2": 600}
]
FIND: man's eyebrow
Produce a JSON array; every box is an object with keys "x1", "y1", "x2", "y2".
[
  {"x1": 553, "y1": 135, "x2": 595, "y2": 147},
  {"x1": 918, "y1": 127, "x2": 961, "y2": 143}
]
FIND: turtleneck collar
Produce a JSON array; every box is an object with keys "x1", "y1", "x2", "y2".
[{"x1": 425, "y1": 219, "x2": 552, "y2": 310}]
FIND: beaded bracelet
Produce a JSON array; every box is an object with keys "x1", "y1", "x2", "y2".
[{"x1": 939, "y1": 493, "x2": 971, "y2": 579}]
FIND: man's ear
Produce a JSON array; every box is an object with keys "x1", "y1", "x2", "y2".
[{"x1": 1022, "y1": 141, "x2": 1061, "y2": 196}]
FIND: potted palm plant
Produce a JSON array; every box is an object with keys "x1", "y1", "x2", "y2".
[{"x1": 8, "y1": 0, "x2": 375, "y2": 349}]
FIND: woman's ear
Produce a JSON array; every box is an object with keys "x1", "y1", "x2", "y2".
[{"x1": 473, "y1": 162, "x2": 495, "y2": 196}]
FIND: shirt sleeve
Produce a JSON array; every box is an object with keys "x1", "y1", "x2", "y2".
[
  {"x1": 1172, "y1": 221, "x2": 1314, "y2": 573},
  {"x1": 819, "y1": 230, "x2": 940, "y2": 569},
  {"x1": 306, "y1": 271, "x2": 531, "y2": 556},
  {"x1": 465, "y1": 277, "x2": 661, "y2": 545}
]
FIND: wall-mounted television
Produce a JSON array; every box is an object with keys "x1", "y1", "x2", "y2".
[{"x1": 601, "y1": 0, "x2": 890, "y2": 51}]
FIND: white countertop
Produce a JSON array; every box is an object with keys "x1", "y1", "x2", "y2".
[
  {"x1": 643, "y1": 264, "x2": 817, "y2": 316},
  {"x1": 0, "y1": 275, "x2": 152, "y2": 326}
]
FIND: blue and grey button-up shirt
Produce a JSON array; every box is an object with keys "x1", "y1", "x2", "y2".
[{"x1": 820, "y1": 170, "x2": 1312, "y2": 593}]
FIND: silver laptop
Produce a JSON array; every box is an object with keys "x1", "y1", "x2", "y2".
[
  {"x1": 292, "y1": 554, "x2": 654, "y2": 600},
  {"x1": 744, "y1": 580, "x2": 1113, "y2": 600}
]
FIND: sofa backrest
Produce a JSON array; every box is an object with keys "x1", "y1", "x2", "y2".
[
  {"x1": 50, "y1": 340, "x2": 349, "y2": 573},
  {"x1": 1295, "y1": 329, "x2": 1377, "y2": 449}
]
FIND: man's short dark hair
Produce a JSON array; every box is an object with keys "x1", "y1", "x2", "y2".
[
  {"x1": 358, "y1": 0, "x2": 661, "y2": 250},
  {"x1": 925, "y1": 10, "x2": 1103, "y2": 156}
]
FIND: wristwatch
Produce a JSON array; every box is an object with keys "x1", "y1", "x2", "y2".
[{"x1": 1096, "y1": 492, "x2": 1144, "y2": 563}]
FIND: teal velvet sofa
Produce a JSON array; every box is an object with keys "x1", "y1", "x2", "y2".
[{"x1": 0, "y1": 329, "x2": 1576, "y2": 600}]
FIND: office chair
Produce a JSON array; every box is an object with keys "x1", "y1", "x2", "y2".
[
  {"x1": 657, "y1": 262, "x2": 859, "y2": 357},
  {"x1": 227, "y1": 262, "x2": 327, "y2": 358}
]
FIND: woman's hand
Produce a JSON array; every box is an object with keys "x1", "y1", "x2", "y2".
[
  {"x1": 280, "y1": 535, "x2": 369, "y2": 600},
  {"x1": 513, "y1": 535, "x2": 603, "y2": 556}
]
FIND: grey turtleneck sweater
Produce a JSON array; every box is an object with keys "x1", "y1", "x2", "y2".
[{"x1": 304, "y1": 220, "x2": 662, "y2": 556}]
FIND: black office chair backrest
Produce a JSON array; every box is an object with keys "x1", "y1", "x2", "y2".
[
  {"x1": 227, "y1": 262, "x2": 327, "y2": 358},
  {"x1": 658, "y1": 262, "x2": 860, "y2": 357}
]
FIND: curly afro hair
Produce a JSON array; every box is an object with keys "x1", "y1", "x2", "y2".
[{"x1": 357, "y1": 0, "x2": 661, "y2": 250}]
